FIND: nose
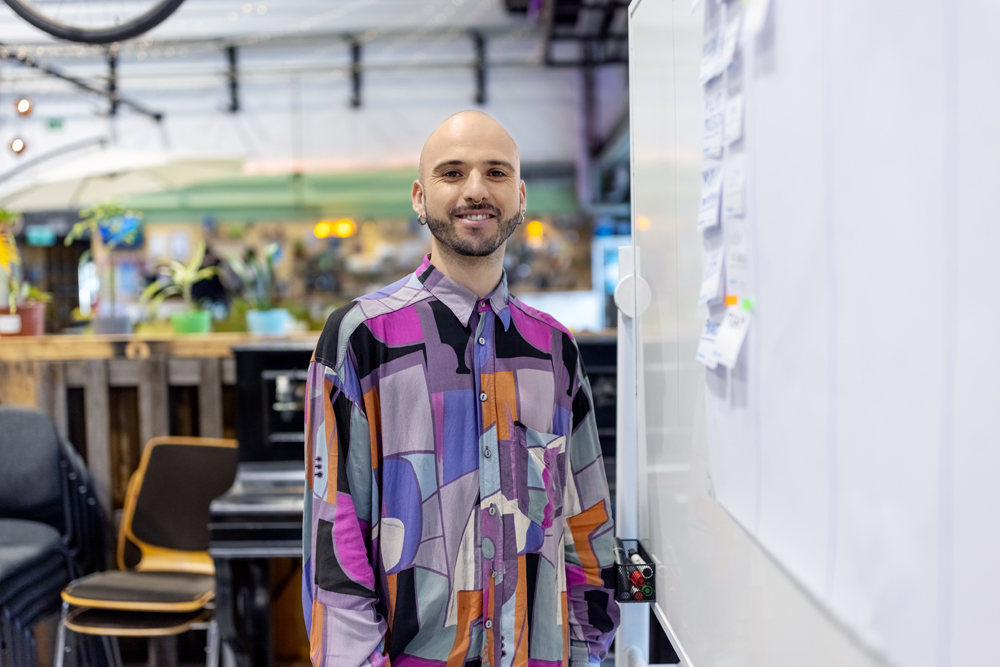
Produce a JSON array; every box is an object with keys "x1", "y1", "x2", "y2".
[{"x1": 461, "y1": 170, "x2": 490, "y2": 205}]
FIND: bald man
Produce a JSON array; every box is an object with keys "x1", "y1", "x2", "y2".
[{"x1": 303, "y1": 111, "x2": 619, "y2": 667}]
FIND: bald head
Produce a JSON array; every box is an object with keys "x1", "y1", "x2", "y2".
[{"x1": 418, "y1": 110, "x2": 520, "y2": 183}]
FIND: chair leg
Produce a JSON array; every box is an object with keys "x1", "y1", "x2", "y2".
[
  {"x1": 205, "y1": 620, "x2": 220, "y2": 667},
  {"x1": 54, "y1": 604, "x2": 68, "y2": 667},
  {"x1": 109, "y1": 638, "x2": 123, "y2": 667}
]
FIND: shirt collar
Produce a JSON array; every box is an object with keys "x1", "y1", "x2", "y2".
[{"x1": 415, "y1": 254, "x2": 511, "y2": 330}]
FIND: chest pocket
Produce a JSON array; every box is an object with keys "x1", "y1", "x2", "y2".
[{"x1": 515, "y1": 422, "x2": 566, "y2": 530}]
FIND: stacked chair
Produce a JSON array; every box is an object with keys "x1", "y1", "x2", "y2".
[
  {"x1": 56, "y1": 436, "x2": 238, "y2": 667},
  {"x1": 0, "y1": 407, "x2": 106, "y2": 667}
]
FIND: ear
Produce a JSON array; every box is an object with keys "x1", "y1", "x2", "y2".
[
  {"x1": 411, "y1": 180, "x2": 425, "y2": 217},
  {"x1": 519, "y1": 180, "x2": 527, "y2": 215}
]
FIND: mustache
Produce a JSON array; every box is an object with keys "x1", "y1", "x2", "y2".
[{"x1": 449, "y1": 203, "x2": 501, "y2": 217}]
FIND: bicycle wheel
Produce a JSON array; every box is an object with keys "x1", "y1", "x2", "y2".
[{"x1": 2, "y1": 0, "x2": 186, "y2": 45}]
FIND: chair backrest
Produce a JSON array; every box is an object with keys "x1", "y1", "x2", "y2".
[
  {"x1": 117, "y1": 436, "x2": 237, "y2": 575},
  {"x1": 0, "y1": 407, "x2": 66, "y2": 528}
]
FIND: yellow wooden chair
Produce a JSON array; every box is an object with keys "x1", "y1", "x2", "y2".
[{"x1": 55, "y1": 437, "x2": 238, "y2": 667}]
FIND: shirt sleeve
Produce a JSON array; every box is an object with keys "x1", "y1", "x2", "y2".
[
  {"x1": 303, "y1": 356, "x2": 387, "y2": 667},
  {"x1": 562, "y1": 350, "x2": 621, "y2": 666}
]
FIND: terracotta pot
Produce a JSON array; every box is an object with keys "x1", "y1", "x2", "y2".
[{"x1": 0, "y1": 301, "x2": 46, "y2": 337}]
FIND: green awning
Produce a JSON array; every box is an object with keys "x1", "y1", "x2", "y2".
[{"x1": 123, "y1": 168, "x2": 580, "y2": 223}]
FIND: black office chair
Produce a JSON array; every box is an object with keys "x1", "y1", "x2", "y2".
[
  {"x1": 56, "y1": 436, "x2": 238, "y2": 667},
  {"x1": 0, "y1": 407, "x2": 106, "y2": 667}
]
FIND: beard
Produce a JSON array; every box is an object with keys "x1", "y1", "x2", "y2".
[{"x1": 425, "y1": 204, "x2": 520, "y2": 257}]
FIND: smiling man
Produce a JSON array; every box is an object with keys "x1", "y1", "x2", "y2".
[{"x1": 303, "y1": 111, "x2": 619, "y2": 667}]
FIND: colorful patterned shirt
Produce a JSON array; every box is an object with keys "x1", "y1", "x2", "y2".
[{"x1": 303, "y1": 255, "x2": 619, "y2": 667}]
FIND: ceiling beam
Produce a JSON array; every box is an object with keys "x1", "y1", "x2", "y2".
[{"x1": 0, "y1": 42, "x2": 164, "y2": 122}]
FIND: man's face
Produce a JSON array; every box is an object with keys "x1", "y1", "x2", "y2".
[{"x1": 413, "y1": 115, "x2": 526, "y2": 258}]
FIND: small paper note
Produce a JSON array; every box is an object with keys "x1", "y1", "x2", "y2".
[
  {"x1": 697, "y1": 160, "x2": 724, "y2": 231},
  {"x1": 723, "y1": 153, "x2": 747, "y2": 218},
  {"x1": 699, "y1": 247, "x2": 726, "y2": 305},
  {"x1": 696, "y1": 316, "x2": 722, "y2": 368},
  {"x1": 700, "y1": 27, "x2": 723, "y2": 85},
  {"x1": 712, "y1": 306, "x2": 752, "y2": 368},
  {"x1": 703, "y1": 89, "x2": 725, "y2": 158},
  {"x1": 725, "y1": 224, "x2": 752, "y2": 295},
  {"x1": 724, "y1": 94, "x2": 744, "y2": 146},
  {"x1": 719, "y1": 14, "x2": 742, "y2": 70}
]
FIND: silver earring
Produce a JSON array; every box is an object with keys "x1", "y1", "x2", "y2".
[
  {"x1": 517, "y1": 212, "x2": 525, "y2": 225},
  {"x1": 418, "y1": 214, "x2": 427, "y2": 225}
]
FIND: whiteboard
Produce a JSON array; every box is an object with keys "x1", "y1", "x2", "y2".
[{"x1": 627, "y1": 1, "x2": 1000, "y2": 665}]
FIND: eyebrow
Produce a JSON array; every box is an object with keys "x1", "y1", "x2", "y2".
[{"x1": 433, "y1": 159, "x2": 516, "y2": 172}]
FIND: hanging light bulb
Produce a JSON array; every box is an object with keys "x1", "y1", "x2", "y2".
[
  {"x1": 15, "y1": 98, "x2": 32, "y2": 116},
  {"x1": 10, "y1": 138, "x2": 26, "y2": 154}
]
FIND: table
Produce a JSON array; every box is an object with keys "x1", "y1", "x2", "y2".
[{"x1": 209, "y1": 462, "x2": 304, "y2": 667}]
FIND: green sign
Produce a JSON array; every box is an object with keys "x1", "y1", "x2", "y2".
[{"x1": 46, "y1": 118, "x2": 63, "y2": 130}]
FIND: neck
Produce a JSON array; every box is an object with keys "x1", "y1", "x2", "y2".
[{"x1": 429, "y1": 240, "x2": 505, "y2": 298}]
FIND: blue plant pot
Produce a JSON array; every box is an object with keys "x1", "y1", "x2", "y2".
[{"x1": 246, "y1": 308, "x2": 290, "y2": 336}]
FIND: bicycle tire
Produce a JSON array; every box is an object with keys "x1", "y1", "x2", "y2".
[{"x1": 2, "y1": 0, "x2": 186, "y2": 45}]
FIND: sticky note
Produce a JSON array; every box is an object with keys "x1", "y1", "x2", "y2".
[
  {"x1": 724, "y1": 94, "x2": 744, "y2": 146},
  {"x1": 696, "y1": 316, "x2": 722, "y2": 369},
  {"x1": 703, "y1": 89, "x2": 725, "y2": 159},
  {"x1": 697, "y1": 160, "x2": 723, "y2": 231},
  {"x1": 723, "y1": 153, "x2": 747, "y2": 218},
  {"x1": 698, "y1": 247, "x2": 726, "y2": 305},
  {"x1": 712, "y1": 307, "x2": 752, "y2": 369}
]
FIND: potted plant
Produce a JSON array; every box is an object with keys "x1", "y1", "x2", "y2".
[
  {"x1": 226, "y1": 243, "x2": 290, "y2": 335},
  {"x1": 140, "y1": 241, "x2": 219, "y2": 335},
  {"x1": 0, "y1": 209, "x2": 51, "y2": 336},
  {"x1": 64, "y1": 202, "x2": 142, "y2": 335}
]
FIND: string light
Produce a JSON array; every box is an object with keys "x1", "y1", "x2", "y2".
[
  {"x1": 313, "y1": 221, "x2": 332, "y2": 238},
  {"x1": 10, "y1": 138, "x2": 26, "y2": 154},
  {"x1": 15, "y1": 98, "x2": 31, "y2": 116},
  {"x1": 332, "y1": 219, "x2": 356, "y2": 238}
]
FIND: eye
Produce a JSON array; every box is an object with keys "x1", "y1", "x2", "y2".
[
  {"x1": 488, "y1": 169, "x2": 507, "y2": 178},
  {"x1": 442, "y1": 170, "x2": 462, "y2": 178}
]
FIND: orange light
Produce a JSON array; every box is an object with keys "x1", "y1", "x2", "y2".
[
  {"x1": 725, "y1": 295, "x2": 738, "y2": 306},
  {"x1": 10, "y1": 138, "x2": 25, "y2": 154},
  {"x1": 313, "y1": 220, "x2": 332, "y2": 238},
  {"x1": 526, "y1": 220, "x2": 544, "y2": 238},
  {"x1": 637, "y1": 216, "x2": 651, "y2": 231},
  {"x1": 15, "y1": 99, "x2": 31, "y2": 116},
  {"x1": 332, "y1": 219, "x2": 356, "y2": 238}
]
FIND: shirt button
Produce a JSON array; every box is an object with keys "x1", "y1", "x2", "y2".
[
  {"x1": 478, "y1": 337, "x2": 486, "y2": 345},
  {"x1": 485, "y1": 620, "x2": 492, "y2": 629},
  {"x1": 488, "y1": 505, "x2": 496, "y2": 516},
  {"x1": 480, "y1": 392, "x2": 487, "y2": 401},
  {"x1": 484, "y1": 447, "x2": 491, "y2": 458}
]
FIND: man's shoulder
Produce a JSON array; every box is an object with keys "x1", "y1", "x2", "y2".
[
  {"x1": 509, "y1": 295, "x2": 575, "y2": 340},
  {"x1": 313, "y1": 273, "x2": 429, "y2": 370}
]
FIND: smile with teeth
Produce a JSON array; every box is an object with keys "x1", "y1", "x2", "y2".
[{"x1": 457, "y1": 212, "x2": 496, "y2": 222}]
